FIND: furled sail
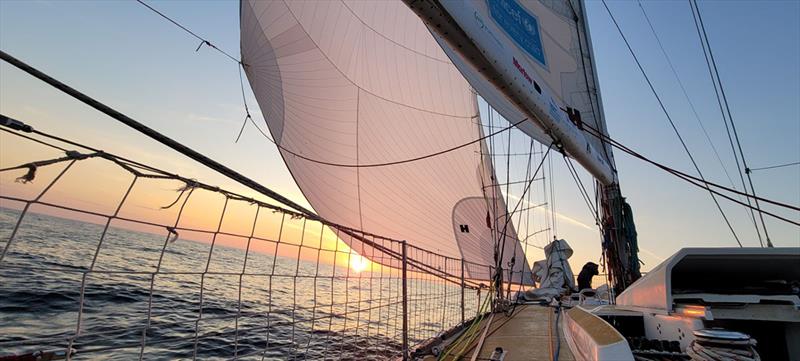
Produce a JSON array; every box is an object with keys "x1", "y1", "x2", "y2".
[{"x1": 241, "y1": 0, "x2": 531, "y2": 283}]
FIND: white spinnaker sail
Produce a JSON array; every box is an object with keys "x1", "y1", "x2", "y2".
[{"x1": 241, "y1": 0, "x2": 531, "y2": 283}]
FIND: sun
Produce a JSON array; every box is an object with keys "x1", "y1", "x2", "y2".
[{"x1": 349, "y1": 254, "x2": 371, "y2": 273}]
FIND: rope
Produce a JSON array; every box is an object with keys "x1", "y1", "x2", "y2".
[
  {"x1": 552, "y1": 305, "x2": 562, "y2": 361},
  {"x1": 691, "y1": 0, "x2": 776, "y2": 247},
  {"x1": 602, "y1": 0, "x2": 742, "y2": 247},
  {"x1": 582, "y1": 123, "x2": 798, "y2": 212},
  {"x1": 581, "y1": 123, "x2": 800, "y2": 226},
  {"x1": 438, "y1": 286, "x2": 494, "y2": 360},
  {"x1": 1, "y1": 51, "x2": 469, "y2": 286},
  {"x1": 687, "y1": 1, "x2": 770, "y2": 247},
  {"x1": 0, "y1": 115, "x2": 487, "y2": 292},
  {"x1": 133, "y1": 0, "x2": 241, "y2": 64},
  {"x1": 687, "y1": 336, "x2": 761, "y2": 361},
  {"x1": 0, "y1": 121, "x2": 494, "y2": 359},
  {"x1": 563, "y1": 155, "x2": 601, "y2": 227},
  {"x1": 246, "y1": 115, "x2": 529, "y2": 168},
  {"x1": 749, "y1": 161, "x2": 800, "y2": 172},
  {"x1": 492, "y1": 144, "x2": 554, "y2": 300},
  {"x1": 234, "y1": 65, "x2": 253, "y2": 143},
  {"x1": 636, "y1": 0, "x2": 739, "y2": 193}
]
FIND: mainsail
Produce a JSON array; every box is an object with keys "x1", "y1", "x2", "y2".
[
  {"x1": 405, "y1": 0, "x2": 642, "y2": 291},
  {"x1": 408, "y1": 0, "x2": 616, "y2": 184},
  {"x1": 241, "y1": 0, "x2": 531, "y2": 283}
]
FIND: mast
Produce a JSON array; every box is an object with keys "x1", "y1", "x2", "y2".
[
  {"x1": 575, "y1": 0, "x2": 642, "y2": 294},
  {"x1": 404, "y1": 0, "x2": 641, "y2": 294}
]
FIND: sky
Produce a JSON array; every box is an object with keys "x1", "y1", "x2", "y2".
[{"x1": 0, "y1": 0, "x2": 798, "y2": 277}]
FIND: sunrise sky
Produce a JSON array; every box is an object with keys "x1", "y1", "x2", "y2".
[{"x1": 1, "y1": 0, "x2": 798, "y2": 275}]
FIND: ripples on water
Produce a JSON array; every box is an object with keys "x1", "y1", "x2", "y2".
[{"x1": 0, "y1": 208, "x2": 472, "y2": 360}]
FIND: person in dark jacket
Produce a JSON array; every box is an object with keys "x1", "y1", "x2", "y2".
[{"x1": 577, "y1": 262, "x2": 599, "y2": 291}]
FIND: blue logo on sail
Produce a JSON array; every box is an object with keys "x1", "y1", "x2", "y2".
[{"x1": 488, "y1": 0, "x2": 546, "y2": 67}]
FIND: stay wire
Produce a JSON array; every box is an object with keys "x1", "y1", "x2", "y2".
[
  {"x1": 637, "y1": 0, "x2": 740, "y2": 196},
  {"x1": 235, "y1": 65, "x2": 253, "y2": 143},
  {"x1": 563, "y1": 155, "x2": 601, "y2": 227},
  {"x1": 134, "y1": 0, "x2": 241, "y2": 64},
  {"x1": 493, "y1": 144, "x2": 553, "y2": 294},
  {"x1": 582, "y1": 123, "x2": 798, "y2": 212},
  {"x1": 688, "y1": 0, "x2": 764, "y2": 247},
  {"x1": 749, "y1": 161, "x2": 800, "y2": 172},
  {"x1": 548, "y1": 146, "x2": 557, "y2": 239},
  {"x1": 602, "y1": 0, "x2": 741, "y2": 246},
  {"x1": 505, "y1": 137, "x2": 536, "y2": 299},
  {"x1": 690, "y1": 0, "x2": 774, "y2": 247},
  {"x1": 581, "y1": 124, "x2": 800, "y2": 226}
]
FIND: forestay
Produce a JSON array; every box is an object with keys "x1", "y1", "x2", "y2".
[{"x1": 240, "y1": 0, "x2": 531, "y2": 283}]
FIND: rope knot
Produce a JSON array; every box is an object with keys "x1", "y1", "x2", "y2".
[
  {"x1": 65, "y1": 150, "x2": 90, "y2": 160},
  {"x1": 15, "y1": 163, "x2": 37, "y2": 184},
  {"x1": 161, "y1": 180, "x2": 198, "y2": 209},
  {"x1": 166, "y1": 226, "x2": 179, "y2": 243}
]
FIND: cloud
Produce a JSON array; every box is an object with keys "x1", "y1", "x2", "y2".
[
  {"x1": 506, "y1": 194, "x2": 594, "y2": 230},
  {"x1": 638, "y1": 247, "x2": 666, "y2": 263},
  {"x1": 186, "y1": 112, "x2": 237, "y2": 125}
]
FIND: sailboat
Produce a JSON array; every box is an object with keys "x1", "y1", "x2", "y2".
[
  {"x1": 239, "y1": 0, "x2": 799, "y2": 358},
  {"x1": 0, "y1": 0, "x2": 797, "y2": 360}
]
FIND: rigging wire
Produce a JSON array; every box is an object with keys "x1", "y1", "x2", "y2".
[
  {"x1": 548, "y1": 144, "x2": 558, "y2": 239},
  {"x1": 493, "y1": 143, "x2": 554, "y2": 298},
  {"x1": 521, "y1": 139, "x2": 537, "y2": 269},
  {"x1": 133, "y1": 0, "x2": 260, "y2": 147},
  {"x1": 504, "y1": 136, "x2": 535, "y2": 299},
  {"x1": 687, "y1": 0, "x2": 765, "y2": 247},
  {"x1": 580, "y1": 123, "x2": 800, "y2": 226},
  {"x1": 234, "y1": 65, "x2": 253, "y2": 143},
  {"x1": 230, "y1": 108, "x2": 528, "y2": 168},
  {"x1": 601, "y1": 0, "x2": 742, "y2": 246},
  {"x1": 134, "y1": 0, "x2": 241, "y2": 64},
  {"x1": 636, "y1": 1, "x2": 741, "y2": 198},
  {"x1": 0, "y1": 52, "x2": 486, "y2": 289},
  {"x1": 540, "y1": 143, "x2": 553, "y2": 242},
  {"x1": 690, "y1": 0, "x2": 774, "y2": 247},
  {"x1": 488, "y1": 106, "x2": 501, "y2": 267},
  {"x1": 640, "y1": 0, "x2": 765, "y2": 246},
  {"x1": 563, "y1": 155, "x2": 602, "y2": 227},
  {"x1": 749, "y1": 161, "x2": 800, "y2": 172},
  {"x1": 582, "y1": 124, "x2": 798, "y2": 212}
]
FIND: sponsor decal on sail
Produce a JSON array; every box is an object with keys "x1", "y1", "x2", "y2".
[{"x1": 488, "y1": 0, "x2": 547, "y2": 67}]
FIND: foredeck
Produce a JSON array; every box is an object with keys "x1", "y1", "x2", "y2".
[{"x1": 429, "y1": 304, "x2": 575, "y2": 361}]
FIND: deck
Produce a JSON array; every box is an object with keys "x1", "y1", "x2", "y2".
[{"x1": 427, "y1": 304, "x2": 575, "y2": 361}]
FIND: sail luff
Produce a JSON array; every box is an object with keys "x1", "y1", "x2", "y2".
[{"x1": 574, "y1": 0, "x2": 618, "y2": 179}]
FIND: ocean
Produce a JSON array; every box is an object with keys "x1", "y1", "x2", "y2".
[{"x1": 0, "y1": 208, "x2": 474, "y2": 360}]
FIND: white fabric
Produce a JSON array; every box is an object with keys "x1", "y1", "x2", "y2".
[
  {"x1": 241, "y1": 0, "x2": 531, "y2": 283},
  {"x1": 436, "y1": 0, "x2": 615, "y2": 170},
  {"x1": 524, "y1": 239, "x2": 576, "y2": 300}
]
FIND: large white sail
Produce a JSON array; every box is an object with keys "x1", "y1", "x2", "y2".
[
  {"x1": 241, "y1": 0, "x2": 530, "y2": 283},
  {"x1": 410, "y1": 0, "x2": 617, "y2": 184}
]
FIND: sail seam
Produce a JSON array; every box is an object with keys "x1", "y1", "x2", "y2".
[
  {"x1": 339, "y1": 0, "x2": 452, "y2": 64},
  {"x1": 277, "y1": 0, "x2": 476, "y2": 119}
]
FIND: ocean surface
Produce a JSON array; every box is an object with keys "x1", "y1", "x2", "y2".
[{"x1": 0, "y1": 208, "x2": 472, "y2": 360}]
